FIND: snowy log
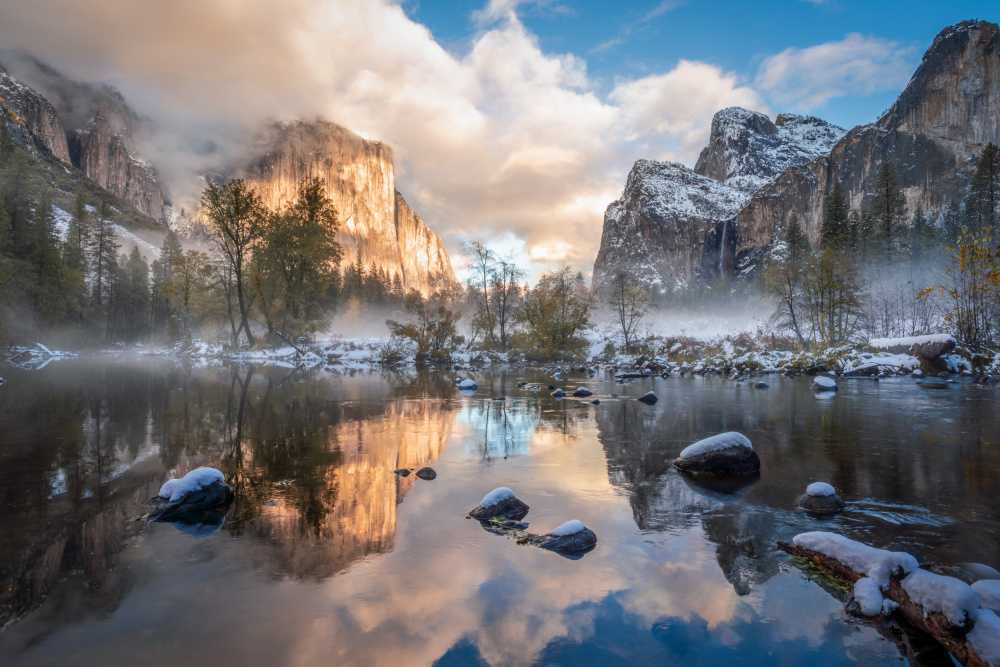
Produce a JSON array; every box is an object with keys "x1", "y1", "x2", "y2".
[{"x1": 777, "y1": 540, "x2": 993, "y2": 667}]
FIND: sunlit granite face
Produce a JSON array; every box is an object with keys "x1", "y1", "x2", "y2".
[{"x1": 1, "y1": 360, "x2": 998, "y2": 665}]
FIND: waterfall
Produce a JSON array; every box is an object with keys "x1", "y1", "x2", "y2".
[{"x1": 718, "y1": 223, "x2": 727, "y2": 278}]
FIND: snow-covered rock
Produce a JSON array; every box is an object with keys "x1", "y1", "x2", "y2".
[
  {"x1": 796, "y1": 482, "x2": 845, "y2": 513},
  {"x1": 811, "y1": 376, "x2": 838, "y2": 391},
  {"x1": 901, "y1": 568, "x2": 980, "y2": 626},
  {"x1": 458, "y1": 379, "x2": 478, "y2": 390},
  {"x1": 679, "y1": 432, "x2": 752, "y2": 459},
  {"x1": 792, "y1": 532, "x2": 917, "y2": 589},
  {"x1": 159, "y1": 467, "x2": 225, "y2": 502},
  {"x1": 572, "y1": 387, "x2": 592, "y2": 397},
  {"x1": 637, "y1": 391, "x2": 657, "y2": 404},
  {"x1": 695, "y1": 108, "x2": 846, "y2": 194},
  {"x1": 675, "y1": 432, "x2": 760, "y2": 477},
  {"x1": 973, "y1": 580, "x2": 1000, "y2": 613},
  {"x1": 469, "y1": 487, "x2": 529, "y2": 521},
  {"x1": 549, "y1": 520, "x2": 586, "y2": 537},
  {"x1": 806, "y1": 482, "x2": 835, "y2": 497}
]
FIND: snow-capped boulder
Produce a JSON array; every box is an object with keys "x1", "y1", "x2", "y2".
[
  {"x1": 753, "y1": 381, "x2": 769, "y2": 389},
  {"x1": 637, "y1": 391, "x2": 657, "y2": 404},
  {"x1": 795, "y1": 481, "x2": 846, "y2": 513},
  {"x1": 528, "y1": 520, "x2": 598, "y2": 556},
  {"x1": 674, "y1": 431, "x2": 760, "y2": 477},
  {"x1": 468, "y1": 487, "x2": 529, "y2": 521},
  {"x1": 458, "y1": 379, "x2": 478, "y2": 391},
  {"x1": 551, "y1": 387, "x2": 565, "y2": 397},
  {"x1": 811, "y1": 376, "x2": 837, "y2": 391},
  {"x1": 149, "y1": 467, "x2": 233, "y2": 523},
  {"x1": 572, "y1": 387, "x2": 592, "y2": 397}
]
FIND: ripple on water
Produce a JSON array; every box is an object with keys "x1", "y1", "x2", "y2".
[{"x1": 848, "y1": 500, "x2": 956, "y2": 527}]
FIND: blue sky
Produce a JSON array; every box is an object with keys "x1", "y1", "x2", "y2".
[{"x1": 409, "y1": 0, "x2": 994, "y2": 131}]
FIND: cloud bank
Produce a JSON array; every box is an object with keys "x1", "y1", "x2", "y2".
[{"x1": 0, "y1": 1, "x2": 912, "y2": 277}]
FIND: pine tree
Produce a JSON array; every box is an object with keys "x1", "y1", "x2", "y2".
[
  {"x1": 966, "y1": 142, "x2": 999, "y2": 237},
  {"x1": 92, "y1": 198, "x2": 121, "y2": 335},
  {"x1": 822, "y1": 180, "x2": 850, "y2": 250},
  {"x1": 785, "y1": 211, "x2": 810, "y2": 262},
  {"x1": 943, "y1": 199, "x2": 964, "y2": 245},
  {"x1": 909, "y1": 205, "x2": 937, "y2": 265},
  {"x1": 870, "y1": 161, "x2": 907, "y2": 260}
]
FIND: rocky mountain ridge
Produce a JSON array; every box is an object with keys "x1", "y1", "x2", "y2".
[
  {"x1": 0, "y1": 52, "x2": 164, "y2": 220},
  {"x1": 593, "y1": 19, "x2": 1000, "y2": 295}
]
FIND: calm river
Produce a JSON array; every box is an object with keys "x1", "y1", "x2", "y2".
[{"x1": 1, "y1": 358, "x2": 998, "y2": 665}]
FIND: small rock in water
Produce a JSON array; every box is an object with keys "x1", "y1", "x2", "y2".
[
  {"x1": 753, "y1": 382, "x2": 769, "y2": 389},
  {"x1": 502, "y1": 520, "x2": 530, "y2": 530},
  {"x1": 811, "y1": 376, "x2": 838, "y2": 391},
  {"x1": 637, "y1": 391, "x2": 657, "y2": 404},
  {"x1": 415, "y1": 467, "x2": 437, "y2": 480},
  {"x1": 458, "y1": 379, "x2": 478, "y2": 390},
  {"x1": 796, "y1": 482, "x2": 846, "y2": 513},
  {"x1": 469, "y1": 487, "x2": 530, "y2": 521},
  {"x1": 572, "y1": 387, "x2": 592, "y2": 397},
  {"x1": 912, "y1": 369, "x2": 923, "y2": 377},
  {"x1": 528, "y1": 520, "x2": 598, "y2": 557},
  {"x1": 590, "y1": 399, "x2": 600, "y2": 405},
  {"x1": 920, "y1": 377, "x2": 948, "y2": 389},
  {"x1": 551, "y1": 388, "x2": 565, "y2": 397},
  {"x1": 393, "y1": 468, "x2": 412, "y2": 477},
  {"x1": 547, "y1": 384, "x2": 555, "y2": 390}
]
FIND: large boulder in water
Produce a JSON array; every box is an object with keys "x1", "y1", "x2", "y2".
[
  {"x1": 914, "y1": 336, "x2": 956, "y2": 362},
  {"x1": 795, "y1": 482, "x2": 846, "y2": 513},
  {"x1": 674, "y1": 432, "x2": 760, "y2": 477},
  {"x1": 468, "y1": 487, "x2": 529, "y2": 521},
  {"x1": 149, "y1": 467, "x2": 234, "y2": 523}
]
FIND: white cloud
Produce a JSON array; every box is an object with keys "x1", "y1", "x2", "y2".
[
  {"x1": 755, "y1": 33, "x2": 915, "y2": 110},
  {"x1": 0, "y1": 0, "x2": 772, "y2": 278}
]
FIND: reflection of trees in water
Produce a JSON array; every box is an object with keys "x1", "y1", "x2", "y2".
[{"x1": 0, "y1": 361, "x2": 458, "y2": 625}]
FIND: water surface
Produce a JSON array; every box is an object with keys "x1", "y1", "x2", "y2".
[{"x1": 1, "y1": 359, "x2": 998, "y2": 665}]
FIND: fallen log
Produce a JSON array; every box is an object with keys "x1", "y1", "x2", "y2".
[{"x1": 778, "y1": 540, "x2": 991, "y2": 667}]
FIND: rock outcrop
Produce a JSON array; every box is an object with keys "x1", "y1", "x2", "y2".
[
  {"x1": 594, "y1": 20, "x2": 1000, "y2": 291},
  {"x1": 0, "y1": 52, "x2": 165, "y2": 221},
  {"x1": 0, "y1": 63, "x2": 71, "y2": 162},
  {"x1": 592, "y1": 160, "x2": 748, "y2": 294},
  {"x1": 234, "y1": 120, "x2": 458, "y2": 297},
  {"x1": 694, "y1": 108, "x2": 845, "y2": 194}
]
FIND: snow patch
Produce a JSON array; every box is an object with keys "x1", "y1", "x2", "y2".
[
  {"x1": 158, "y1": 467, "x2": 225, "y2": 502},
  {"x1": 679, "y1": 432, "x2": 752, "y2": 459},
  {"x1": 869, "y1": 334, "x2": 956, "y2": 349},
  {"x1": 968, "y1": 609, "x2": 1000, "y2": 666},
  {"x1": 549, "y1": 520, "x2": 586, "y2": 537},
  {"x1": 806, "y1": 482, "x2": 836, "y2": 497},
  {"x1": 901, "y1": 568, "x2": 979, "y2": 626},
  {"x1": 854, "y1": 577, "x2": 885, "y2": 616},
  {"x1": 480, "y1": 487, "x2": 515, "y2": 508},
  {"x1": 973, "y1": 580, "x2": 1000, "y2": 614},
  {"x1": 792, "y1": 531, "x2": 917, "y2": 589}
]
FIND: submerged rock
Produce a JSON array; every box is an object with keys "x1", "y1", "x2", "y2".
[
  {"x1": 393, "y1": 468, "x2": 412, "y2": 477},
  {"x1": 551, "y1": 388, "x2": 565, "y2": 397},
  {"x1": 795, "y1": 482, "x2": 846, "y2": 513},
  {"x1": 919, "y1": 377, "x2": 949, "y2": 389},
  {"x1": 468, "y1": 487, "x2": 530, "y2": 521},
  {"x1": 415, "y1": 467, "x2": 437, "y2": 480},
  {"x1": 637, "y1": 391, "x2": 658, "y2": 404},
  {"x1": 674, "y1": 432, "x2": 760, "y2": 477},
  {"x1": 753, "y1": 382, "x2": 769, "y2": 389}
]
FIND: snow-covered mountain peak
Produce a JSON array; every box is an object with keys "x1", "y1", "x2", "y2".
[{"x1": 694, "y1": 107, "x2": 845, "y2": 194}]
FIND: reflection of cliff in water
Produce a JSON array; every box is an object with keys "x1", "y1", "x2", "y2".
[
  {"x1": 594, "y1": 399, "x2": 779, "y2": 596},
  {"x1": 223, "y1": 368, "x2": 455, "y2": 578},
  {"x1": 0, "y1": 361, "x2": 456, "y2": 626}
]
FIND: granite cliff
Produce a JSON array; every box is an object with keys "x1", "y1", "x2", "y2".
[
  {"x1": 234, "y1": 120, "x2": 458, "y2": 297},
  {"x1": 594, "y1": 20, "x2": 1000, "y2": 294}
]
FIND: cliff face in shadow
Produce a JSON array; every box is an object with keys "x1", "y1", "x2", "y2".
[{"x1": 235, "y1": 120, "x2": 458, "y2": 297}]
